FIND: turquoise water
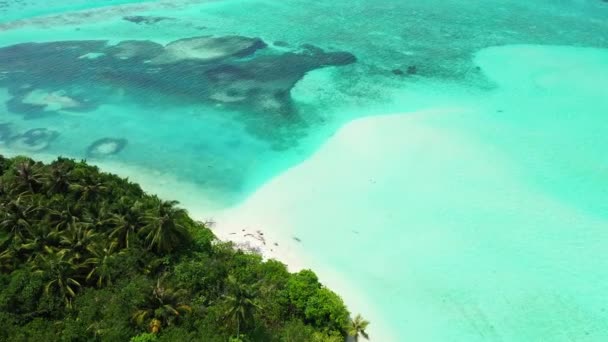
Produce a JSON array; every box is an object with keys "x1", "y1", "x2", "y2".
[
  {"x1": 283, "y1": 44, "x2": 608, "y2": 341},
  {"x1": 1, "y1": 0, "x2": 608, "y2": 340},
  {"x1": 0, "y1": 0, "x2": 155, "y2": 23}
]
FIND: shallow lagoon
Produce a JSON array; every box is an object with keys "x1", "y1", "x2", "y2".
[{"x1": 1, "y1": 0, "x2": 608, "y2": 340}]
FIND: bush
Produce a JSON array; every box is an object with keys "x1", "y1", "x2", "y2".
[{"x1": 130, "y1": 332, "x2": 158, "y2": 342}]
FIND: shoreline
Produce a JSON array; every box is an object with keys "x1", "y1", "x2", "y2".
[
  {"x1": 0, "y1": 143, "x2": 395, "y2": 340},
  {"x1": 204, "y1": 186, "x2": 396, "y2": 342},
  {"x1": 202, "y1": 108, "x2": 463, "y2": 341},
  {"x1": 94, "y1": 159, "x2": 397, "y2": 340}
]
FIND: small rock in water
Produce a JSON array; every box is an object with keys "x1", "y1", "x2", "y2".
[
  {"x1": 123, "y1": 16, "x2": 172, "y2": 25},
  {"x1": 273, "y1": 41, "x2": 289, "y2": 47},
  {"x1": 407, "y1": 65, "x2": 418, "y2": 75},
  {"x1": 392, "y1": 69, "x2": 404, "y2": 75}
]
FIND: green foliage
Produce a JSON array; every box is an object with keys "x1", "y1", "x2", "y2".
[
  {"x1": 130, "y1": 332, "x2": 159, "y2": 342},
  {"x1": 286, "y1": 269, "x2": 321, "y2": 314},
  {"x1": 0, "y1": 155, "x2": 356, "y2": 340},
  {"x1": 280, "y1": 319, "x2": 316, "y2": 341},
  {"x1": 312, "y1": 330, "x2": 347, "y2": 342},
  {"x1": 0, "y1": 269, "x2": 44, "y2": 315},
  {"x1": 305, "y1": 287, "x2": 350, "y2": 332}
]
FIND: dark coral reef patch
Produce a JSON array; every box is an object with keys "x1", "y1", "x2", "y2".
[
  {"x1": 122, "y1": 15, "x2": 172, "y2": 25},
  {"x1": 86, "y1": 138, "x2": 128, "y2": 157},
  {"x1": 6, "y1": 87, "x2": 98, "y2": 118},
  {"x1": 7, "y1": 128, "x2": 59, "y2": 152},
  {"x1": 0, "y1": 123, "x2": 11, "y2": 144},
  {"x1": 0, "y1": 35, "x2": 356, "y2": 119}
]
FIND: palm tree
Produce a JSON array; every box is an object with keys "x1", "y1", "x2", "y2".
[
  {"x1": 32, "y1": 247, "x2": 83, "y2": 308},
  {"x1": 108, "y1": 200, "x2": 144, "y2": 248},
  {"x1": 140, "y1": 199, "x2": 189, "y2": 253},
  {"x1": 223, "y1": 275, "x2": 261, "y2": 339},
  {"x1": 0, "y1": 197, "x2": 40, "y2": 242},
  {"x1": 85, "y1": 241, "x2": 120, "y2": 287},
  {"x1": 348, "y1": 314, "x2": 370, "y2": 342},
  {"x1": 80, "y1": 201, "x2": 115, "y2": 235},
  {"x1": 47, "y1": 204, "x2": 85, "y2": 232},
  {"x1": 14, "y1": 160, "x2": 44, "y2": 194},
  {"x1": 59, "y1": 223, "x2": 98, "y2": 260},
  {"x1": 69, "y1": 181, "x2": 107, "y2": 201},
  {"x1": 86, "y1": 321, "x2": 106, "y2": 338},
  {"x1": 0, "y1": 247, "x2": 16, "y2": 272},
  {"x1": 132, "y1": 278, "x2": 192, "y2": 334},
  {"x1": 45, "y1": 162, "x2": 72, "y2": 194},
  {"x1": 19, "y1": 223, "x2": 62, "y2": 262}
]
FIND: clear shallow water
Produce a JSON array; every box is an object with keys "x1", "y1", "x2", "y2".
[
  {"x1": 285, "y1": 45, "x2": 608, "y2": 341},
  {"x1": 219, "y1": 43, "x2": 608, "y2": 341},
  {"x1": 0, "y1": 0, "x2": 155, "y2": 23},
  {"x1": 1, "y1": 0, "x2": 606, "y2": 207},
  {"x1": 1, "y1": 0, "x2": 608, "y2": 340}
]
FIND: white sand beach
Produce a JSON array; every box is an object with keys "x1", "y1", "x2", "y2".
[
  {"x1": 202, "y1": 108, "x2": 466, "y2": 341},
  {"x1": 202, "y1": 97, "x2": 608, "y2": 340}
]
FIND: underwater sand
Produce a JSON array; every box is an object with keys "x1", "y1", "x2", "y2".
[
  {"x1": 1, "y1": 0, "x2": 608, "y2": 340},
  {"x1": 209, "y1": 45, "x2": 608, "y2": 341}
]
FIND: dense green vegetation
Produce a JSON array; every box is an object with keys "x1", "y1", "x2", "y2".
[{"x1": 0, "y1": 155, "x2": 367, "y2": 341}]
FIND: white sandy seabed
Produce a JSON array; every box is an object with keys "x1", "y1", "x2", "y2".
[
  {"x1": 3, "y1": 44, "x2": 608, "y2": 341},
  {"x1": 205, "y1": 44, "x2": 608, "y2": 341}
]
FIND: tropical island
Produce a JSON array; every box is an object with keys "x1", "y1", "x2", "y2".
[{"x1": 0, "y1": 155, "x2": 369, "y2": 342}]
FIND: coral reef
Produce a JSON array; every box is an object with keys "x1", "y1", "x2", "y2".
[
  {"x1": 7, "y1": 128, "x2": 59, "y2": 152},
  {"x1": 0, "y1": 123, "x2": 11, "y2": 144},
  {"x1": 150, "y1": 36, "x2": 267, "y2": 64},
  {"x1": 86, "y1": 137, "x2": 128, "y2": 157},
  {"x1": 0, "y1": 35, "x2": 356, "y2": 119},
  {"x1": 123, "y1": 15, "x2": 172, "y2": 25}
]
